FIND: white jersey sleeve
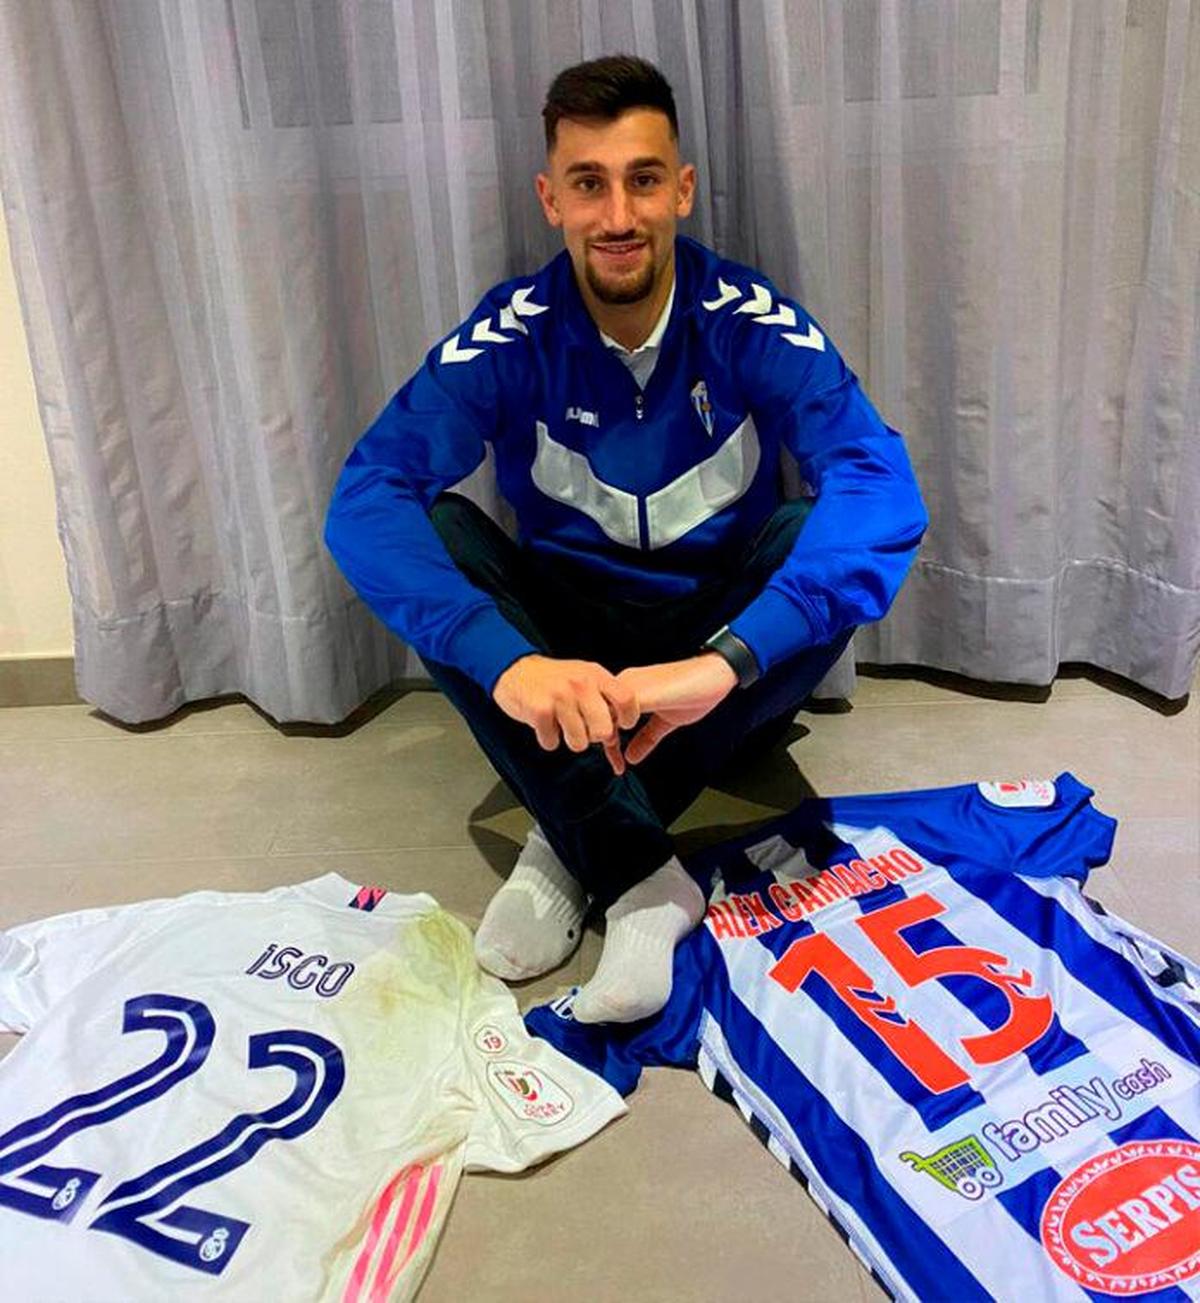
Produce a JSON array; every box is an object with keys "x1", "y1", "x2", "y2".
[{"x1": 461, "y1": 967, "x2": 628, "y2": 1174}]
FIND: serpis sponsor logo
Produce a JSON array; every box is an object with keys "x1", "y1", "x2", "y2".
[{"x1": 1040, "y1": 1140, "x2": 1200, "y2": 1294}]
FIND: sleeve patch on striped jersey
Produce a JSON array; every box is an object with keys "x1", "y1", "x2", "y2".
[{"x1": 977, "y1": 779, "x2": 1057, "y2": 808}]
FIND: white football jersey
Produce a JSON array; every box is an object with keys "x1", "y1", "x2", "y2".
[{"x1": 0, "y1": 874, "x2": 626, "y2": 1301}]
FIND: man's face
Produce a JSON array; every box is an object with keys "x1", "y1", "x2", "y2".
[{"x1": 535, "y1": 108, "x2": 696, "y2": 306}]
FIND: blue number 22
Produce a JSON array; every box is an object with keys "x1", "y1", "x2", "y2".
[
  {"x1": 0, "y1": 995, "x2": 344, "y2": 1276},
  {"x1": 0, "y1": 995, "x2": 214, "y2": 1224}
]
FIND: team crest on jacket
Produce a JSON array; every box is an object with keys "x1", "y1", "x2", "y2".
[{"x1": 690, "y1": 379, "x2": 714, "y2": 436}]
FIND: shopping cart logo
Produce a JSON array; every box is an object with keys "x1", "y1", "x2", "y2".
[{"x1": 900, "y1": 1134, "x2": 1005, "y2": 1201}]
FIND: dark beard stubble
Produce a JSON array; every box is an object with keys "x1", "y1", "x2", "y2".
[{"x1": 584, "y1": 249, "x2": 656, "y2": 305}]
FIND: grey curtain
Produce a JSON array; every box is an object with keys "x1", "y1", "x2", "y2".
[{"x1": 0, "y1": 0, "x2": 1196, "y2": 724}]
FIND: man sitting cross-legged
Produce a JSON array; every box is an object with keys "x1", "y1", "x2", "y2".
[{"x1": 324, "y1": 56, "x2": 927, "y2": 1023}]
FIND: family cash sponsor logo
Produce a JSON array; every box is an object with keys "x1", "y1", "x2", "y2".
[
  {"x1": 1040, "y1": 1140, "x2": 1200, "y2": 1294},
  {"x1": 487, "y1": 1061, "x2": 575, "y2": 1125}
]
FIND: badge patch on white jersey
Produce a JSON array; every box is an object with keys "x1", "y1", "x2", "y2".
[
  {"x1": 487, "y1": 1062, "x2": 574, "y2": 1125},
  {"x1": 977, "y1": 779, "x2": 1057, "y2": 808},
  {"x1": 472, "y1": 1024, "x2": 509, "y2": 1055}
]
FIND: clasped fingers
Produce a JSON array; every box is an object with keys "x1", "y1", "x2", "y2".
[{"x1": 499, "y1": 657, "x2": 642, "y2": 758}]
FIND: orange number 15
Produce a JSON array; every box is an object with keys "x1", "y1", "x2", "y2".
[{"x1": 767, "y1": 892, "x2": 1053, "y2": 1094}]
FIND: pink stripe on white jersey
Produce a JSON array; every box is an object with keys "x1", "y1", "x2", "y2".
[
  {"x1": 343, "y1": 1165, "x2": 420, "y2": 1303},
  {"x1": 369, "y1": 1164, "x2": 444, "y2": 1302}
]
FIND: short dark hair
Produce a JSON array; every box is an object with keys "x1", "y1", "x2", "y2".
[{"x1": 542, "y1": 55, "x2": 678, "y2": 151}]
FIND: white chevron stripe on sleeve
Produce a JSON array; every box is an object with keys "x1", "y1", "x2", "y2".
[
  {"x1": 781, "y1": 324, "x2": 826, "y2": 351},
  {"x1": 735, "y1": 283, "x2": 774, "y2": 315},
  {"x1": 509, "y1": 286, "x2": 548, "y2": 317},
  {"x1": 702, "y1": 277, "x2": 741, "y2": 311},
  {"x1": 498, "y1": 305, "x2": 528, "y2": 335},
  {"x1": 754, "y1": 303, "x2": 797, "y2": 328},
  {"x1": 439, "y1": 335, "x2": 483, "y2": 364},
  {"x1": 701, "y1": 276, "x2": 824, "y2": 355},
  {"x1": 471, "y1": 318, "x2": 513, "y2": 345}
]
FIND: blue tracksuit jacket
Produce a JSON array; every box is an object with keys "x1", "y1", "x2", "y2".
[{"x1": 324, "y1": 236, "x2": 928, "y2": 694}]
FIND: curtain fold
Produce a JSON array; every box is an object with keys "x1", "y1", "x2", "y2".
[{"x1": 0, "y1": 0, "x2": 1195, "y2": 723}]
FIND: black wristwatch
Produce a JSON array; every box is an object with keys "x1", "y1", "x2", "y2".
[{"x1": 701, "y1": 625, "x2": 761, "y2": 688}]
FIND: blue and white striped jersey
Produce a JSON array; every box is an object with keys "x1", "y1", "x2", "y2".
[{"x1": 526, "y1": 774, "x2": 1200, "y2": 1300}]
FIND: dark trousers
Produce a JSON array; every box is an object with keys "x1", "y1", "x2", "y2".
[{"x1": 422, "y1": 493, "x2": 852, "y2": 907}]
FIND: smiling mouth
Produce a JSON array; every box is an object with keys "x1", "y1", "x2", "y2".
[{"x1": 591, "y1": 240, "x2": 648, "y2": 262}]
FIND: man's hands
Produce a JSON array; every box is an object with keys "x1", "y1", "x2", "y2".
[
  {"x1": 615, "y1": 653, "x2": 737, "y2": 765},
  {"x1": 492, "y1": 655, "x2": 640, "y2": 773},
  {"x1": 492, "y1": 652, "x2": 737, "y2": 774}
]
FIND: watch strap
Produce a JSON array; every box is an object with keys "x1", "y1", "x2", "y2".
[{"x1": 702, "y1": 625, "x2": 761, "y2": 688}]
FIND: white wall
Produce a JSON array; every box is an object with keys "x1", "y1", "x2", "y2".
[{"x1": 0, "y1": 202, "x2": 73, "y2": 658}]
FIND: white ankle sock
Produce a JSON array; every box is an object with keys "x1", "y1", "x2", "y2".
[
  {"x1": 572, "y1": 858, "x2": 705, "y2": 1024},
  {"x1": 473, "y1": 825, "x2": 588, "y2": 981}
]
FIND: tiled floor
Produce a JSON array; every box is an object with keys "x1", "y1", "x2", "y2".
[{"x1": 0, "y1": 672, "x2": 1196, "y2": 1301}]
